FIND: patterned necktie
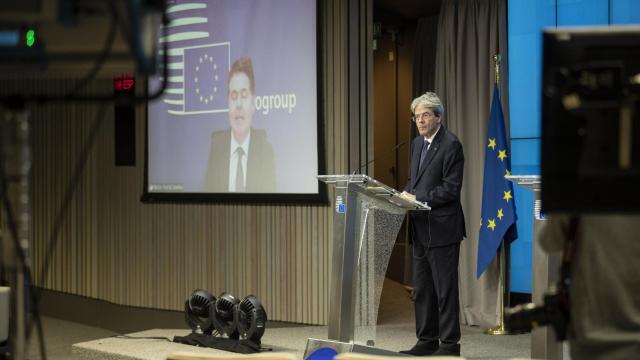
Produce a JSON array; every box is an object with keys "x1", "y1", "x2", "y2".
[
  {"x1": 235, "y1": 147, "x2": 245, "y2": 192},
  {"x1": 419, "y1": 140, "x2": 430, "y2": 169}
]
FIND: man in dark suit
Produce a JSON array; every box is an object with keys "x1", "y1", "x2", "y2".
[
  {"x1": 203, "y1": 57, "x2": 276, "y2": 192},
  {"x1": 400, "y1": 92, "x2": 466, "y2": 356}
]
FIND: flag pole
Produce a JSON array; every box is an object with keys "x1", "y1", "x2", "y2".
[
  {"x1": 484, "y1": 53, "x2": 511, "y2": 336},
  {"x1": 484, "y1": 238, "x2": 510, "y2": 335},
  {"x1": 493, "y1": 54, "x2": 501, "y2": 85}
]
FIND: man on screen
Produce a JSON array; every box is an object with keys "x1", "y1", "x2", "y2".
[
  {"x1": 203, "y1": 57, "x2": 276, "y2": 193},
  {"x1": 400, "y1": 92, "x2": 465, "y2": 356}
]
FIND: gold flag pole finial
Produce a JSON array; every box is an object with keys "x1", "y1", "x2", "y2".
[{"x1": 493, "y1": 54, "x2": 501, "y2": 85}]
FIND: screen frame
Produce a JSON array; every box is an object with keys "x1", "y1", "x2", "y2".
[{"x1": 141, "y1": 0, "x2": 327, "y2": 204}]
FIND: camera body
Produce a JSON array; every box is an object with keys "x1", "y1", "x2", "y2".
[
  {"x1": 505, "y1": 285, "x2": 570, "y2": 341},
  {"x1": 541, "y1": 27, "x2": 640, "y2": 213}
]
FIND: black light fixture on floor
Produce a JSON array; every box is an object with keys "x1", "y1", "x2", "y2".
[
  {"x1": 184, "y1": 289, "x2": 216, "y2": 334},
  {"x1": 212, "y1": 292, "x2": 240, "y2": 339},
  {"x1": 237, "y1": 295, "x2": 267, "y2": 344}
]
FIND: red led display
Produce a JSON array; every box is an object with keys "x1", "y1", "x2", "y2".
[{"x1": 113, "y1": 73, "x2": 135, "y2": 92}]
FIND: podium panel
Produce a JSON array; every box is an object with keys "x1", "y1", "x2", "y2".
[
  {"x1": 306, "y1": 175, "x2": 428, "y2": 358},
  {"x1": 353, "y1": 194, "x2": 406, "y2": 344},
  {"x1": 506, "y1": 175, "x2": 563, "y2": 360}
]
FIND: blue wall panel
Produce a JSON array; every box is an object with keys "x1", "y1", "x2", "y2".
[
  {"x1": 508, "y1": 138, "x2": 540, "y2": 293},
  {"x1": 507, "y1": 0, "x2": 554, "y2": 294},
  {"x1": 510, "y1": 186, "x2": 533, "y2": 293},
  {"x1": 507, "y1": 0, "x2": 639, "y2": 295},
  {"x1": 510, "y1": 139, "x2": 540, "y2": 175},
  {"x1": 611, "y1": 0, "x2": 640, "y2": 24},
  {"x1": 508, "y1": 0, "x2": 556, "y2": 139},
  {"x1": 557, "y1": 0, "x2": 608, "y2": 25}
]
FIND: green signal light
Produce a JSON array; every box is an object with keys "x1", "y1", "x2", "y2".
[{"x1": 26, "y1": 29, "x2": 35, "y2": 47}]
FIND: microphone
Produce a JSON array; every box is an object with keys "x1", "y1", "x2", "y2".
[{"x1": 352, "y1": 142, "x2": 406, "y2": 175}]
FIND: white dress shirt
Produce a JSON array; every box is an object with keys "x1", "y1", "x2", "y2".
[{"x1": 423, "y1": 125, "x2": 441, "y2": 150}]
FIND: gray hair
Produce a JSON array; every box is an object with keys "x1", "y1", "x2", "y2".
[{"x1": 410, "y1": 92, "x2": 444, "y2": 117}]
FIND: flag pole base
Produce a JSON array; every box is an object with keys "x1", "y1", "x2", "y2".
[
  {"x1": 484, "y1": 324, "x2": 527, "y2": 335},
  {"x1": 484, "y1": 324, "x2": 510, "y2": 335}
]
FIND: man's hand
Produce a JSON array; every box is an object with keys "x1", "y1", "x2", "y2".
[{"x1": 401, "y1": 191, "x2": 416, "y2": 201}]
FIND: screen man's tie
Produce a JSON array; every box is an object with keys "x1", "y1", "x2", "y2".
[{"x1": 235, "y1": 147, "x2": 245, "y2": 192}]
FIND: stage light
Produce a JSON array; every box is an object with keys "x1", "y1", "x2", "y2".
[
  {"x1": 212, "y1": 292, "x2": 240, "y2": 339},
  {"x1": 237, "y1": 295, "x2": 267, "y2": 344},
  {"x1": 184, "y1": 289, "x2": 216, "y2": 334}
]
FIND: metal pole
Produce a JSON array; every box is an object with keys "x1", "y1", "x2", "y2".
[
  {"x1": 484, "y1": 240, "x2": 509, "y2": 335},
  {"x1": 493, "y1": 54, "x2": 501, "y2": 85}
]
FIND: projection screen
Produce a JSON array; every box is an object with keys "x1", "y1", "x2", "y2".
[{"x1": 145, "y1": 0, "x2": 323, "y2": 202}]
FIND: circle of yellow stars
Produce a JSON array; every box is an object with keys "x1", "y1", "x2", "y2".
[
  {"x1": 194, "y1": 54, "x2": 219, "y2": 105},
  {"x1": 480, "y1": 137, "x2": 512, "y2": 232}
]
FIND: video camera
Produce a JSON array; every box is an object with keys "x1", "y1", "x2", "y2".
[
  {"x1": 540, "y1": 26, "x2": 640, "y2": 213},
  {"x1": 506, "y1": 285, "x2": 570, "y2": 340}
]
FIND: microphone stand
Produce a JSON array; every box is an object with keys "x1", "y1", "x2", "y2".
[{"x1": 352, "y1": 142, "x2": 406, "y2": 176}]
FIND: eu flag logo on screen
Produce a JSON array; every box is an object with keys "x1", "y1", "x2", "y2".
[
  {"x1": 183, "y1": 44, "x2": 230, "y2": 114},
  {"x1": 477, "y1": 85, "x2": 518, "y2": 278}
]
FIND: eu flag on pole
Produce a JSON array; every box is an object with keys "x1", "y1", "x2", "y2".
[{"x1": 477, "y1": 85, "x2": 518, "y2": 278}]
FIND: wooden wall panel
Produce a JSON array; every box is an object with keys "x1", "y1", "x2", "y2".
[{"x1": 0, "y1": 0, "x2": 347, "y2": 325}]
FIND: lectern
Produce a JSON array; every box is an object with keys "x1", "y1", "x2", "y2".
[
  {"x1": 505, "y1": 175, "x2": 563, "y2": 360},
  {"x1": 304, "y1": 175, "x2": 429, "y2": 358}
]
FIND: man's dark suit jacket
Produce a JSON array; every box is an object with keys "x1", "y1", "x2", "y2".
[
  {"x1": 202, "y1": 128, "x2": 276, "y2": 192},
  {"x1": 405, "y1": 126, "x2": 466, "y2": 247}
]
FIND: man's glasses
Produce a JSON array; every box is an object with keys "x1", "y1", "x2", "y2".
[
  {"x1": 412, "y1": 112, "x2": 435, "y2": 122},
  {"x1": 229, "y1": 88, "x2": 250, "y2": 101}
]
